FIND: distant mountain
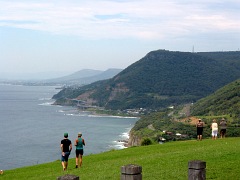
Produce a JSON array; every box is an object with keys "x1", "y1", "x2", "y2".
[
  {"x1": 44, "y1": 68, "x2": 122, "y2": 85},
  {"x1": 0, "y1": 71, "x2": 71, "y2": 80},
  {"x1": 53, "y1": 50, "x2": 240, "y2": 110},
  {"x1": 191, "y1": 78, "x2": 240, "y2": 116},
  {"x1": 45, "y1": 69, "x2": 103, "y2": 83}
]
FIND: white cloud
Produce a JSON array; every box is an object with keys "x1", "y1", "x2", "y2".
[
  {"x1": 0, "y1": 0, "x2": 239, "y2": 75},
  {"x1": 0, "y1": 0, "x2": 239, "y2": 40}
]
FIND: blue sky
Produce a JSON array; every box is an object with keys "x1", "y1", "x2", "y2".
[{"x1": 0, "y1": 0, "x2": 240, "y2": 75}]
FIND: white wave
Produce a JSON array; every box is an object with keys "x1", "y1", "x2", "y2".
[
  {"x1": 87, "y1": 114, "x2": 139, "y2": 119},
  {"x1": 87, "y1": 114, "x2": 118, "y2": 118},
  {"x1": 64, "y1": 113, "x2": 87, "y2": 117},
  {"x1": 38, "y1": 98, "x2": 52, "y2": 101},
  {"x1": 109, "y1": 128, "x2": 131, "y2": 150},
  {"x1": 109, "y1": 141, "x2": 127, "y2": 150},
  {"x1": 64, "y1": 113, "x2": 75, "y2": 116},
  {"x1": 57, "y1": 109, "x2": 78, "y2": 114},
  {"x1": 58, "y1": 110, "x2": 65, "y2": 113},
  {"x1": 119, "y1": 132, "x2": 129, "y2": 139},
  {"x1": 38, "y1": 102, "x2": 54, "y2": 106},
  {"x1": 54, "y1": 105, "x2": 63, "y2": 107}
]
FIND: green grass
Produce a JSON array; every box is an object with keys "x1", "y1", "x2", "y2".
[{"x1": 1, "y1": 138, "x2": 240, "y2": 180}]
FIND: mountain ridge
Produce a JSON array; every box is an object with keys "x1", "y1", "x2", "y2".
[
  {"x1": 44, "y1": 68, "x2": 122, "y2": 85},
  {"x1": 53, "y1": 50, "x2": 240, "y2": 110}
]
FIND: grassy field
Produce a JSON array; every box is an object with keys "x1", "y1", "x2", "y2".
[{"x1": 1, "y1": 138, "x2": 240, "y2": 180}]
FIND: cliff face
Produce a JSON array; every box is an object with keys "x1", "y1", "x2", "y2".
[{"x1": 128, "y1": 131, "x2": 141, "y2": 146}]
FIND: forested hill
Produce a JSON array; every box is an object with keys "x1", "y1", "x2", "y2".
[
  {"x1": 197, "y1": 51, "x2": 240, "y2": 72},
  {"x1": 53, "y1": 50, "x2": 240, "y2": 110},
  {"x1": 191, "y1": 78, "x2": 240, "y2": 117}
]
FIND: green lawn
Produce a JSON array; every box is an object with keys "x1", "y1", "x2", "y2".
[{"x1": 1, "y1": 138, "x2": 240, "y2": 180}]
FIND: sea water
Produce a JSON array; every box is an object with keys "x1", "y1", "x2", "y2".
[{"x1": 0, "y1": 84, "x2": 138, "y2": 170}]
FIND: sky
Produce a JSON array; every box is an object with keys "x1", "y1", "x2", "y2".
[{"x1": 0, "y1": 0, "x2": 240, "y2": 77}]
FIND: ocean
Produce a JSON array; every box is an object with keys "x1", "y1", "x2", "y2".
[{"x1": 0, "y1": 84, "x2": 138, "y2": 170}]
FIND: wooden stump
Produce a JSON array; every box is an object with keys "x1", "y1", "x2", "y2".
[
  {"x1": 121, "y1": 164, "x2": 142, "y2": 180},
  {"x1": 188, "y1": 160, "x2": 206, "y2": 180},
  {"x1": 57, "y1": 174, "x2": 79, "y2": 180}
]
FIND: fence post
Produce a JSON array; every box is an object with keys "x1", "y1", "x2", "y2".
[
  {"x1": 188, "y1": 160, "x2": 206, "y2": 180},
  {"x1": 57, "y1": 174, "x2": 79, "y2": 180},
  {"x1": 121, "y1": 164, "x2": 142, "y2": 180}
]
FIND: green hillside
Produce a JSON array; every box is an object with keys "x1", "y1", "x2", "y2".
[
  {"x1": 2, "y1": 138, "x2": 240, "y2": 180},
  {"x1": 53, "y1": 50, "x2": 240, "y2": 110},
  {"x1": 130, "y1": 108, "x2": 197, "y2": 141},
  {"x1": 128, "y1": 78, "x2": 240, "y2": 146},
  {"x1": 191, "y1": 79, "x2": 240, "y2": 118},
  {"x1": 198, "y1": 51, "x2": 240, "y2": 72}
]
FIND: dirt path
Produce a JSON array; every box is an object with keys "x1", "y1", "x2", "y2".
[{"x1": 178, "y1": 116, "x2": 200, "y2": 125}]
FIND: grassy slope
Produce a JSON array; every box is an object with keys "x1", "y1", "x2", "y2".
[{"x1": 2, "y1": 138, "x2": 240, "y2": 180}]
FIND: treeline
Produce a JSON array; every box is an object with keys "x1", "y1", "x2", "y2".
[
  {"x1": 191, "y1": 79, "x2": 240, "y2": 117},
  {"x1": 130, "y1": 109, "x2": 240, "y2": 145}
]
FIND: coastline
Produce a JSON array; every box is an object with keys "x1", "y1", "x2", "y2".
[
  {"x1": 60, "y1": 107, "x2": 138, "y2": 150},
  {"x1": 81, "y1": 109, "x2": 138, "y2": 149},
  {"x1": 89, "y1": 110, "x2": 139, "y2": 119},
  {"x1": 0, "y1": 85, "x2": 139, "y2": 171},
  {"x1": 74, "y1": 108, "x2": 138, "y2": 147},
  {"x1": 118, "y1": 139, "x2": 129, "y2": 147},
  {"x1": 54, "y1": 106, "x2": 139, "y2": 150}
]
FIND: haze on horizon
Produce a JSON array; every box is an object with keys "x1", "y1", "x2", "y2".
[{"x1": 0, "y1": 0, "x2": 240, "y2": 79}]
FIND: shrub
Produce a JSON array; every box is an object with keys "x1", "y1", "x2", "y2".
[{"x1": 141, "y1": 138, "x2": 153, "y2": 146}]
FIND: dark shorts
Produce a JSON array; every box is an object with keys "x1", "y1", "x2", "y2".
[
  {"x1": 197, "y1": 127, "x2": 203, "y2": 135},
  {"x1": 76, "y1": 149, "x2": 84, "y2": 157},
  {"x1": 220, "y1": 129, "x2": 226, "y2": 135},
  {"x1": 61, "y1": 152, "x2": 70, "y2": 162}
]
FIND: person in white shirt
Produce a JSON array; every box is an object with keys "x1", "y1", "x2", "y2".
[{"x1": 211, "y1": 119, "x2": 218, "y2": 140}]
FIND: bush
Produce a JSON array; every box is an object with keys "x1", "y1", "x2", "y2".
[{"x1": 141, "y1": 138, "x2": 153, "y2": 146}]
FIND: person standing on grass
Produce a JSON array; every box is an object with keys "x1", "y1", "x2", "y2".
[
  {"x1": 75, "y1": 132, "x2": 85, "y2": 168},
  {"x1": 196, "y1": 119, "x2": 204, "y2": 141},
  {"x1": 220, "y1": 118, "x2": 227, "y2": 138},
  {"x1": 211, "y1": 119, "x2": 218, "y2": 140},
  {"x1": 60, "y1": 133, "x2": 72, "y2": 171}
]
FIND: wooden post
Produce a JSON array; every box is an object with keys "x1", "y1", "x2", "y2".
[
  {"x1": 121, "y1": 164, "x2": 142, "y2": 180},
  {"x1": 57, "y1": 174, "x2": 79, "y2": 180},
  {"x1": 188, "y1": 160, "x2": 206, "y2": 180}
]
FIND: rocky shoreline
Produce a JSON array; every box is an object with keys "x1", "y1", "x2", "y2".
[
  {"x1": 117, "y1": 139, "x2": 129, "y2": 147},
  {"x1": 116, "y1": 131, "x2": 142, "y2": 148},
  {"x1": 64, "y1": 108, "x2": 141, "y2": 148},
  {"x1": 116, "y1": 130, "x2": 142, "y2": 148},
  {"x1": 83, "y1": 109, "x2": 141, "y2": 147}
]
